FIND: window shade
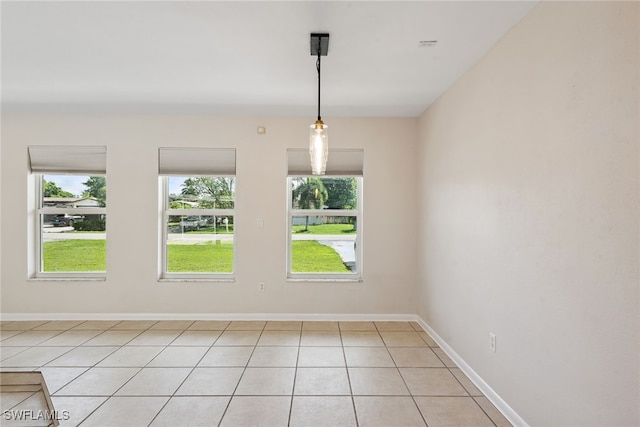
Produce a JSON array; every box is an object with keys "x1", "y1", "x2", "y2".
[
  {"x1": 28, "y1": 146, "x2": 107, "y2": 174},
  {"x1": 158, "y1": 148, "x2": 236, "y2": 176},
  {"x1": 287, "y1": 148, "x2": 364, "y2": 176}
]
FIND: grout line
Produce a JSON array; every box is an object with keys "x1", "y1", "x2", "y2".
[
  {"x1": 285, "y1": 325, "x2": 304, "y2": 427},
  {"x1": 472, "y1": 396, "x2": 504, "y2": 427},
  {"x1": 143, "y1": 331, "x2": 210, "y2": 426},
  {"x1": 342, "y1": 337, "x2": 361, "y2": 427},
  {"x1": 215, "y1": 321, "x2": 266, "y2": 427},
  {"x1": 388, "y1": 343, "x2": 430, "y2": 427}
]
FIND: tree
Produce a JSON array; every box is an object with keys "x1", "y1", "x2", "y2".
[
  {"x1": 323, "y1": 177, "x2": 357, "y2": 230},
  {"x1": 323, "y1": 178, "x2": 357, "y2": 209},
  {"x1": 292, "y1": 178, "x2": 328, "y2": 231},
  {"x1": 43, "y1": 180, "x2": 74, "y2": 198},
  {"x1": 169, "y1": 201, "x2": 192, "y2": 210},
  {"x1": 82, "y1": 176, "x2": 106, "y2": 207},
  {"x1": 180, "y1": 177, "x2": 234, "y2": 209}
]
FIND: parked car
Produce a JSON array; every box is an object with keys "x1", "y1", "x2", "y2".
[
  {"x1": 51, "y1": 214, "x2": 84, "y2": 227},
  {"x1": 180, "y1": 215, "x2": 207, "y2": 231}
]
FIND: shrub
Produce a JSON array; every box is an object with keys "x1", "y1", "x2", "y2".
[{"x1": 74, "y1": 219, "x2": 106, "y2": 231}]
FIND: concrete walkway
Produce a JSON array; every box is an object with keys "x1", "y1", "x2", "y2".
[{"x1": 317, "y1": 240, "x2": 356, "y2": 263}]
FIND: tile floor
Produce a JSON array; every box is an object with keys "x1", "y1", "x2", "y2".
[{"x1": 0, "y1": 320, "x2": 512, "y2": 427}]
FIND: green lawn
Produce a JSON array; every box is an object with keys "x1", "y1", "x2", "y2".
[
  {"x1": 42, "y1": 238, "x2": 348, "y2": 274},
  {"x1": 43, "y1": 240, "x2": 106, "y2": 272},
  {"x1": 292, "y1": 223, "x2": 355, "y2": 235},
  {"x1": 167, "y1": 242, "x2": 233, "y2": 272},
  {"x1": 291, "y1": 241, "x2": 350, "y2": 273}
]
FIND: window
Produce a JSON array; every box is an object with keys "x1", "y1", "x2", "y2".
[
  {"x1": 29, "y1": 146, "x2": 107, "y2": 278},
  {"x1": 287, "y1": 148, "x2": 363, "y2": 280},
  {"x1": 159, "y1": 148, "x2": 236, "y2": 280}
]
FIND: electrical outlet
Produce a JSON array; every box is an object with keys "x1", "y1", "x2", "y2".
[
  {"x1": 259, "y1": 282, "x2": 265, "y2": 292},
  {"x1": 489, "y1": 333, "x2": 496, "y2": 353}
]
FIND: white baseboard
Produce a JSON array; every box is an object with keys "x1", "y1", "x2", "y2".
[
  {"x1": 0, "y1": 312, "x2": 417, "y2": 322},
  {"x1": 416, "y1": 317, "x2": 528, "y2": 427}
]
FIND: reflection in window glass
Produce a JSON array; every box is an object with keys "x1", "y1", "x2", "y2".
[
  {"x1": 39, "y1": 174, "x2": 107, "y2": 273},
  {"x1": 166, "y1": 215, "x2": 234, "y2": 273},
  {"x1": 288, "y1": 177, "x2": 362, "y2": 278},
  {"x1": 162, "y1": 176, "x2": 235, "y2": 276},
  {"x1": 290, "y1": 177, "x2": 357, "y2": 210},
  {"x1": 291, "y1": 215, "x2": 357, "y2": 273},
  {"x1": 168, "y1": 176, "x2": 234, "y2": 209}
]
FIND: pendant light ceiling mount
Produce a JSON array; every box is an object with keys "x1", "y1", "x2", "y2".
[
  {"x1": 309, "y1": 33, "x2": 330, "y2": 176},
  {"x1": 310, "y1": 33, "x2": 329, "y2": 57}
]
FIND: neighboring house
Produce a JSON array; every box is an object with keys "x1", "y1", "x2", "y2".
[
  {"x1": 43, "y1": 197, "x2": 102, "y2": 224},
  {"x1": 43, "y1": 197, "x2": 100, "y2": 208}
]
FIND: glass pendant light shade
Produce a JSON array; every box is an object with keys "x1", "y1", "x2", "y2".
[
  {"x1": 309, "y1": 119, "x2": 328, "y2": 175},
  {"x1": 309, "y1": 34, "x2": 330, "y2": 176}
]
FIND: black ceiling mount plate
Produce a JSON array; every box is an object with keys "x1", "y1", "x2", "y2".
[{"x1": 310, "y1": 33, "x2": 329, "y2": 56}]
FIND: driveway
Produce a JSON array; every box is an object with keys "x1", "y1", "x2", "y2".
[
  {"x1": 292, "y1": 234, "x2": 356, "y2": 264},
  {"x1": 43, "y1": 230, "x2": 105, "y2": 241}
]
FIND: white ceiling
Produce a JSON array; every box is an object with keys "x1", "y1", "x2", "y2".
[{"x1": 1, "y1": 1, "x2": 536, "y2": 117}]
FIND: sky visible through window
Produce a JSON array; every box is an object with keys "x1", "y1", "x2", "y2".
[
  {"x1": 45, "y1": 175, "x2": 186, "y2": 198},
  {"x1": 169, "y1": 177, "x2": 186, "y2": 196},
  {"x1": 44, "y1": 175, "x2": 86, "y2": 197}
]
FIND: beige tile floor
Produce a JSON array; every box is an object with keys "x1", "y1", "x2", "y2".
[{"x1": 0, "y1": 320, "x2": 512, "y2": 427}]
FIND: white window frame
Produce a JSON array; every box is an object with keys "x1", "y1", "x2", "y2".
[
  {"x1": 28, "y1": 145, "x2": 107, "y2": 280},
  {"x1": 158, "y1": 147, "x2": 236, "y2": 281},
  {"x1": 34, "y1": 174, "x2": 107, "y2": 279},
  {"x1": 159, "y1": 176, "x2": 236, "y2": 281},
  {"x1": 286, "y1": 175, "x2": 363, "y2": 282}
]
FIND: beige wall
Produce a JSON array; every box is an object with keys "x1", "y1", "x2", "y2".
[
  {"x1": 417, "y1": 2, "x2": 639, "y2": 425},
  {"x1": 0, "y1": 115, "x2": 418, "y2": 316}
]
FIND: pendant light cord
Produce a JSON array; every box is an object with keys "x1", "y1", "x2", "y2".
[{"x1": 316, "y1": 43, "x2": 322, "y2": 122}]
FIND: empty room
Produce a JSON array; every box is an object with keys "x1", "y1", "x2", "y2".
[{"x1": 1, "y1": 1, "x2": 638, "y2": 426}]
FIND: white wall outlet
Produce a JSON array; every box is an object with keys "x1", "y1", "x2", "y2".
[
  {"x1": 257, "y1": 218, "x2": 264, "y2": 229},
  {"x1": 489, "y1": 332, "x2": 497, "y2": 353},
  {"x1": 259, "y1": 282, "x2": 265, "y2": 292}
]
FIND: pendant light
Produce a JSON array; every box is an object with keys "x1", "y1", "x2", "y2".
[{"x1": 309, "y1": 33, "x2": 329, "y2": 175}]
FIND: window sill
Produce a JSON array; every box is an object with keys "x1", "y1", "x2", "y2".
[
  {"x1": 158, "y1": 278, "x2": 236, "y2": 283},
  {"x1": 28, "y1": 277, "x2": 106, "y2": 282},
  {"x1": 287, "y1": 278, "x2": 363, "y2": 283}
]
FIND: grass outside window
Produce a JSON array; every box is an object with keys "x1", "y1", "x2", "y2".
[
  {"x1": 291, "y1": 241, "x2": 350, "y2": 273},
  {"x1": 292, "y1": 223, "x2": 355, "y2": 235},
  {"x1": 43, "y1": 240, "x2": 106, "y2": 272},
  {"x1": 42, "y1": 239, "x2": 348, "y2": 274},
  {"x1": 167, "y1": 242, "x2": 233, "y2": 273}
]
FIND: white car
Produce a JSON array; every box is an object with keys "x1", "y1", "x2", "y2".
[{"x1": 180, "y1": 216, "x2": 207, "y2": 231}]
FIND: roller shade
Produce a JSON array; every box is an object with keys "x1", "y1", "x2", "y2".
[
  {"x1": 159, "y1": 148, "x2": 236, "y2": 176},
  {"x1": 28, "y1": 146, "x2": 106, "y2": 174},
  {"x1": 287, "y1": 148, "x2": 364, "y2": 176}
]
